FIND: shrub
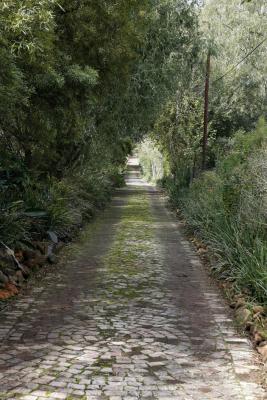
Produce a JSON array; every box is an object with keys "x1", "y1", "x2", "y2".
[
  {"x1": 0, "y1": 201, "x2": 30, "y2": 247},
  {"x1": 0, "y1": 164, "x2": 124, "y2": 246},
  {"x1": 163, "y1": 118, "x2": 267, "y2": 304}
]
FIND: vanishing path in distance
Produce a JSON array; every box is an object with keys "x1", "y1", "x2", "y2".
[{"x1": 0, "y1": 159, "x2": 265, "y2": 400}]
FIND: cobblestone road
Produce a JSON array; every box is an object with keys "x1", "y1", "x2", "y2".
[{"x1": 0, "y1": 164, "x2": 266, "y2": 399}]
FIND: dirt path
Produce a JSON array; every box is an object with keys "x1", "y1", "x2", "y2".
[{"x1": 0, "y1": 163, "x2": 266, "y2": 400}]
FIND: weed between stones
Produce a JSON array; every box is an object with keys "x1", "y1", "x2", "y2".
[{"x1": 100, "y1": 190, "x2": 156, "y2": 302}]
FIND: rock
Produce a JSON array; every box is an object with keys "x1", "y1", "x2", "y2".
[
  {"x1": 235, "y1": 297, "x2": 246, "y2": 309},
  {"x1": 4, "y1": 283, "x2": 19, "y2": 295},
  {"x1": 244, "y1": 320, "x2": 253, "y2": 331},
  {"x1": 23, "y1": 249, "x2": 37, "y2": 261},
  {"x1": 252, "y1": 305, "x2": 265, "y2": 315},
  {"x1": 47, "y1": 231, "x2": 58, "y2": 244},
  {"x1": 31, "y1": 241, "x2": 45, "y2": 254},
  {"x1": 23, "y1": 250, "x2": 46, "y2": 269},
  {"x1": 0, "y1": 270, "x2": 9, "y2": 284},
  {"x1": 14, "y1": 270, "x2": 25, "y2": 286},
  {"x1": 24, "y1": 258, "x2": 37, "y2": 269},
  {"x1": 21, "y1": 265, "x2": 31, "y2": 278},
  {"x1": 0, "y1": 248, "x2": 16, "y2": 276},
  {"x1": 54, "y1": 241, "x2": 65, "y2": 254},
  {"x1": 257, "y1": 328, "x2": 267, "y2": 342},
  {"x1": 2, "y1": 267, "x2": 16, "y2": 279},
  {"x1": 47, "y1": 243, "x2": 54, "y2": 256},
  {"x1": 235, "y1": 307, "x2": 251, "y2": 326},
  {"x1": 230, "y1": 301, "x2": 236, "y2": 309},
  {"x1": 38, "y1": 255, "x2": 46, "y2": 266},
  {"x1": 0, "y1": 244, "x2": 29, "y2": 279},
  {"x1": 47, "y1": 253, "x2": 58, "y2": 264},
  {"x1": 197, "y1": 247, "x2": 207, "y2": 255},
  {"x1": 254, "y1": 331, "x2": 264, "y2": 345},
  {"x1": 0, "y1": 282, "x2": 19, "y2": 299},
  {"x1": 253, "y1": 312, "x2": 263, "y2": 320},
  {"x1": 257, "y1": 344, "x2": 267, "y2": 363},
  {"x1": 14, "y1": 250, "x2": 24, "y2": 262},
  {"x1": 250, "y1": 324, "x2": 257, "y2": 334},
  {"x1": 0, "y1": 289, "x2": 13, "y2": 300}
]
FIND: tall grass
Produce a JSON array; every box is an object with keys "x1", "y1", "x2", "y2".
[
  {"x1": 163, "y1": 119, "x2": 267, "y2": 304},
  {"x1": 0, "y1": 167, "x2": 124, "y2": 247}
]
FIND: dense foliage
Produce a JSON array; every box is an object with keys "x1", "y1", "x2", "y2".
[
  {"x1": 175, "y1": 121, "x2": 267, "y2": 303},
  {"x1": 0, "y1": 0, "x2": 197, "y2": 245},
  {"x1": 138, "y1": 0, "x2": 267, "y2": 304},
  {"x1": 1, "y1": 0, "x2": 266, "y2": 303}
]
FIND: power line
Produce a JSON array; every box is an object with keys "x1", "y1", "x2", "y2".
[{"x1": 212, "y1": 36, "x2": 267, "y2": 85}]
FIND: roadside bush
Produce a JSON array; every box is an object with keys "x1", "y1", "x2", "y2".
[
  {"x1": 163, "y1": 119, "x2": 267, "y2": 304},
  {"x1": 43, "y1": 168, "x2": 123, "y2": 238},
  {"x1": 0, "y1": 166, "x2": 125, "y2": 247},
  {"x1": 0, "y1": 201, "x2": 30, "y2": 247}
]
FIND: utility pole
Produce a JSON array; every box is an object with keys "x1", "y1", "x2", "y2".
[{"x1": 202, "y1": 51, "x2": 211, "y2": 170}]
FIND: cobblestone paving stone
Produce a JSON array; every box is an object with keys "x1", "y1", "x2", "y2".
[{"x1": 0, "y1": 165, "x2": 266, "y2": 400}]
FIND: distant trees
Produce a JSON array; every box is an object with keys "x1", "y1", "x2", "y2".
[
  {"x1": 150, "y1": 0, "x2": 267, "y2": 182},
  {"x1": 201, "y1": 0, "x2": 267, "y2": 137}
]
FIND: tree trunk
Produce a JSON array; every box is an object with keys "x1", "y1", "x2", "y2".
[{"x1": 202, "y1": 51, "x2": 211, "y2": 170}]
